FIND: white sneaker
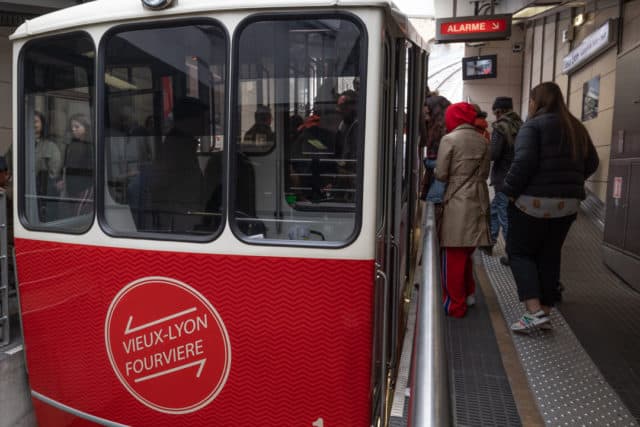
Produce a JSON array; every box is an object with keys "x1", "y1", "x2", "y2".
[
  {"x1": 466, "y1": 294, "x2": 476, "y2": 307},
  {"x1": 510, "y1": 310, "x2": 550, "y2": 333}
]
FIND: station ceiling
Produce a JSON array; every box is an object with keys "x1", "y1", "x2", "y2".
[{"x1": 434, "y1": 0, "x2": 587, "y2": 21}]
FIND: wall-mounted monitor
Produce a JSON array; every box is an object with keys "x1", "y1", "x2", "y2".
[{"x1": 462, "y1": 55, "x2": 497, "y2": 80}]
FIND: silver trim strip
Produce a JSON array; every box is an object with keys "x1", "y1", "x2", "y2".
[
  {"x1": 390, "y1": 285, "x2": 417, "y2": 417},
  {"x1": 408, "y1": 202, "x2": 451, "y2": 426},
  {"x1": 31, "y1": 390, "x2": 130, "y2": 427}
]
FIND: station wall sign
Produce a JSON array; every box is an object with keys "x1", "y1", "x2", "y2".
[
  {"x1": 562, "y1": 20, "x2": 618, "y2": 74},
  {"x1": 436, "y1": 14, "x2": 512, "y2": 42}
]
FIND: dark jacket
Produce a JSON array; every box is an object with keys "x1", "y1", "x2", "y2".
[
  {"x1": 502, "y1": 112, "x2": 599, "y2": 200},
  {"x1": 490, "y1": 111, "x2": 522, "y2": 192},
  {"x1": 64, "y1": 138, "x2": 93, "y2": 196}
]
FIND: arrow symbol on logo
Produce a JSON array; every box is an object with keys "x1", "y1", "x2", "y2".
[
  {"x1": 124, "y1": 307, "x2": 197, "y2": 335},
  {"x1": 492, "y1": 22, "x2": 500, "y2": 30},
  {"x1": 134, "y1": 359, "x2": 207, "y2": 383}
]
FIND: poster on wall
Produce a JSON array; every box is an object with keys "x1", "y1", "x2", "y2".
[{"x1": 582, "y1": 76, "x2": 600, "y2": 121}]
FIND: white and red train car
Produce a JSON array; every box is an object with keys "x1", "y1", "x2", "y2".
[{"x1": 11, "y1": 0, "x2": 429, "y2": 425}]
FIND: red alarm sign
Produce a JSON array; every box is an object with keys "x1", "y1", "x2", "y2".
[
  {"x1": 105, "y1": 277, "x2": 231, "y2": 414},
  {"x1": 436, "y1": 15, "x2": 512, "y2": 42}
]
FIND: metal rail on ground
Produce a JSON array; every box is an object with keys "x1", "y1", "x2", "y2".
[{"x1": 408, "y1": 202, "x2": 450, "y2": 426}]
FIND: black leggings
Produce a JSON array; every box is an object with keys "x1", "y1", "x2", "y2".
[{"x1": 506, "y1": 203, "x2": 576, "y2": 307}]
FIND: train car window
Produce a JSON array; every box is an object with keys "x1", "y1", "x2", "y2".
[
  {"x1": 232, "y1": 15, "x2": 365, "y2": 245},
  {"x1": 20, "y1": 33, "x2": 95, "y2": 233},
  {"x1": 101, "y1": 22, "x2": 227, "y2": 239}
]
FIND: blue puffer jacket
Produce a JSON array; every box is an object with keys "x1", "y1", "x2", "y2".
[{"x1": 502, "y1": 112, "x2": 599, "y2": 200}]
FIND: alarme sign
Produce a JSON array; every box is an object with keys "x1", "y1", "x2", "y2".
[
  {"x1": 105, "y1": 277, "x2": 231, "y2": 414},
  {"x1": 436, "y1": 14, "x2": 512, "y2": 42}
]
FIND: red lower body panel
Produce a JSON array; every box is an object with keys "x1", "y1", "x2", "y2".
[{"x1": 16, "y1": 238, "x2": 374, "y2": 427}]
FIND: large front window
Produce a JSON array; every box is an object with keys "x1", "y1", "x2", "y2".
[
  {"x1": 101, "y1": 21, "x2": 227, "y2": 239},
  {"x1": 19, "y1": 14, "x2": 364, "y2": 246},
  {"x1": 233, "y1": 16, "x2": 365, "y2": 244}
]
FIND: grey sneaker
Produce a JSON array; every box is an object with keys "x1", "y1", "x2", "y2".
[
  {"x1": 466, "y1": 294, "x2": 476, "y2": 307},
  {"x1": 510, "y1": 310, "x2": 550, "y2": 333}
]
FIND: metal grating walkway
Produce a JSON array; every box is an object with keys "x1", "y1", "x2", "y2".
[
  {"x1": 445, "y1": 270, "x2": 521, "y2": 427},
  {"x1": 481, "y1": 211, "x2": 638, "y2": 426}
]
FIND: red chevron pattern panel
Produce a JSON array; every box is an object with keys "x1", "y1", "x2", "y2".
[{"x1": 15, "y1": 238, "x2": 375, "y2": 427}]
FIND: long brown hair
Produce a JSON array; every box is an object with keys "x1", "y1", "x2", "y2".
[
  {"x1": 425, "y1": 95, "x2": 451, "y2": 157},
  {"x1": 528, "y1": 82, "x2": 590, "y2": 159}
]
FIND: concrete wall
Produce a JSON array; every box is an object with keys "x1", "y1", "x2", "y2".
[
  {"x1": 566, "y1": 2, "x2": 619, "y2": 201},
  {"x1": 462, "y1": 24, "x2": 524, "y2": 122},
  {"x1": 622, "y1": 0, "x2": 640, "y2": 53},
  {"x1": 518, "y1": 0, "x2": 636, "y2": 203},
  {"x1": 0, "y1": 28, "x2": 10, "y2": 157}
]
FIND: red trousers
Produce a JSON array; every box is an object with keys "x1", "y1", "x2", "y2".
[{"x1": 441, "y1": 247, "x2": 476, "y2": 318}]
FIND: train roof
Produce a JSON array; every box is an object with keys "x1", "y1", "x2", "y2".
[{"x1": 10, "y1": 0, "x2": 429, "y2": 50}]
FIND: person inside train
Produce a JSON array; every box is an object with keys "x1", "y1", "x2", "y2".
[
  {"x1": 434, "y1": 102, "x2": 491, "y2": 318},
  {"x1": 504, "y1": 82, "x2": 599, "y2": 333},
  {"x1": 243, "y1": 104, "x2": 275, "y2": 149},
  {"x1": 60, "y1": 113, "x2": 93, "y2": 217},
  {"x1": 334, "y1": 89, "x2": 359, "y2": 202},
  {"x1": 421, "y1": 94, "x2": 451, "y2": 203},
  {"x1": 485, "y1": 96, "x2": 522, "y2": 264},
  {"x1": 288, "y1": 114, "x2": 303, "y2": 144},
  {"x1": 288, "y1": 110, "x2": 336, "y2": 203},
  {"x1": 151, "y1": 97, "x2": 207, "y2": 233},
  {"x1": 33, "y1": 111, "x2": 62, "y2": 221},
  {"x1": 105, "y1": 105, "x2": 153, "y2": 229},
  {"x1": 335, "y1": 90, "x2": 358, "y2": 163}
]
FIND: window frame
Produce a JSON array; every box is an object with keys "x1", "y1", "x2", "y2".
[
  {"x1": 229, "y1": 11, "x2": 368, "y2": 248},
  {"x1": 18, "y1": 31, "x2": 97, "y2": 235},
  {"x1": 96, "y1": 18, "x2": 230, "y2": 243}
]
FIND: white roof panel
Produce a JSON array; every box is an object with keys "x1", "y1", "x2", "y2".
[{"x1": 11, "y1": 0, "x2": 422, "y2": 45}]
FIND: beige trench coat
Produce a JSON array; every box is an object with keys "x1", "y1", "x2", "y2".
[{"x1": 434, "y1": 124, "x2": 491, "y2": 248}]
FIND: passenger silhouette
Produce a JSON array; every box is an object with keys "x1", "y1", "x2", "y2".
[
  {"x1": 62, "y1": 114, "x2": 93, "y2": 216},
  {"x1": 151, "y1": 97, "x2": 207, "y2": 233},
  {"x1": 243, "y1": 105, "x2": 275, "y2": 151},
  {"x1": 33, "y1": 111, "x2": 62, "y2": 221}
]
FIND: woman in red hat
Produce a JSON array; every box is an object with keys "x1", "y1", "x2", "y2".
[{"x1": 435, "y1": 102, "x2": 492, "y2": 317}]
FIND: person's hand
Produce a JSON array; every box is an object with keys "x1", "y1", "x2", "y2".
[{"x1": 321, "y1": 183, "x2": 333, "y2": 198}]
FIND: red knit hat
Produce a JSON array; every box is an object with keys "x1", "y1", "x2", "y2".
[{"x1": 445, "y1": 102, "x2": 478, "y2": 133}]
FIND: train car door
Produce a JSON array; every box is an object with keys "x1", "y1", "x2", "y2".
[
  {"x1": 373, "y1": 34, "x2": 411, "y2": 420},
  {"x1": 603, "y1": 44, "x2": 640, "y2": 291}
]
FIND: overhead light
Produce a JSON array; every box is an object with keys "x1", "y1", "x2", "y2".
[
  {"x1": 105, "y1": 73, "x2": 138, "y2": 90},
  {"x1": 573, "y1": 13, "x2": 585, "y2": 27},
  {"x1": 512, "y1": 4, "x2": 559, "y2": 19},
  {"x1": 141, "y1": 0, "x2": 174, "y2": 10}
]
